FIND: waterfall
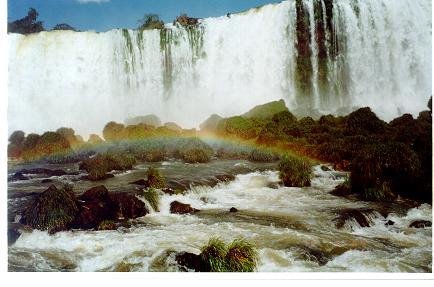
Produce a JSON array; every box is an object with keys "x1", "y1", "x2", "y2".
[{"x1": 8, "y1": 0, "x2": 432, "y2": 137}]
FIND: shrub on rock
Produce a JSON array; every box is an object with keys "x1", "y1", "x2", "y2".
[
  {"x1": 278, "y1": 154, "x2": 312, "y2": 187},
  {"x1": 23, "y1": 184, "x2": 78, "y2": 233},
  {"x1": 225, "y1": 238, "x2": 259, "y2": 272},
  {"x1": 146, "y1": 167, "x2": 165, "y2": 189},
  {"x1": 141, "y1": 188, "x2": 161, "y2": 212},
  {"x1": 247, "y1": 149, "x2": 279, "y2": 162},
  {"x1": 345, "y1": 107, "x2": 386, "y2": 136},
  {"x1": 350, "y1": 142, "x2": 421, "y2": 201}
]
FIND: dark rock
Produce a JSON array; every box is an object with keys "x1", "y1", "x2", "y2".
[
  {"x1": 330, "y1": 182, "x2": 352, "y2": 197},
  {"x1": 215, "y1": 174, "x2": 236, "y2": 182},
  {"x1": 175, "y1": 252, "x2": 209, "y2": 272},
  {"x1": 409, "y1": 220, "x2": 432, "y2": 228},
  {"x1": 294, "y1": 246, "x2": 330, "y2": 266},
  {"x1": 229, "y1": 207, "x2": 238, "y2": 213},
  {"x1": 20, "y1": 168, "x2": 67, "y2": 177},
  {"x1": 320, "y1": 165, "x2": 331, "y2": 171},
  {"x1": 170, "y1": 201, "x2": 199, "y2": 214},
  {"x1": 334, "y1": 208, "x2": 375, "y2": 229},
  {"x1": 41, "y1": 179, "x2": 53, "y2": 183},
  {"x1": 109, "y1": 193, "x2": 148, "y2": 220},
  {"x1": 81, "y1": 173, "x2": 114, "y2": 181},
  {"x1": 74, "y1": 186, "x2": 148, "y2": 229},
  {"x1": 162, "y1": 188, "x2": 183, "y2": 195},
  {"x1": 267, "y1": 182, "x2": 279, "y2": 189},
  {"x1": 129, "y1": 179, "x2": 148, "y2": 186},
  {"x1": 7, "y1": 223, "x2": 31, "y2": 245},
  {"x1": 385, "y1": 220, "x2": 395, "y2": 226},
  {"x1": 79, "y1": 185, "x2": 109, "y2": 202},
  {"x1": 8, "y1": 172, "x2": 29, "y2": 182}
]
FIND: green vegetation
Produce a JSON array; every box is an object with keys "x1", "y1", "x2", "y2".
[
  {"x1": 24, "y1": 184, "x2": 78, "y2": 232},
  {"x1": 8, "y1": 8, "x2": 45, "y2": 34},
  {"x1": 138, "y1": 14, "x2": 164, "y2": 30},
  {"x1": 146, "y1": 167, "x2": 166, "y2": 189},
  {"x1": 242, "y1": 99, "x2": 288, "y2": 120},
  {"x1": 278, "y1": 154, "x2": 312, "y2": 187},
  {"x1": 200, "y1": 237, "x2": 259, "y2": 272},
  {"x1": 247, "y1": 149, "x2": 279, "y2": 162},
  {"x1": 141, "y1": 188, "x2": 161, "y2": 212},
  {"x1": 79, "y1": 153, "x2": 136, "y2": 180},
  {"x1": 177, "y1": 138, "x2": 214, "y2": 163}
]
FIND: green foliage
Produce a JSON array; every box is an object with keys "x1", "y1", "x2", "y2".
[
  {"x1": 146, "y1": 167, "x2": 166, "y2": 189},
  {"x1": 103, "y1": 121, "x2": 126, "y2": 141},
  {"x1": 138, "y1": 14, "x2": 164, "y2": 30},
  {"x1": 80, "y1": 153, "x2": 136, "y2": 180},
  {"x1": 248, "y1": 149, "x2": 279, "y2": 162},
  {"x1": 177, "y1": 138, "x2": 213, "y2": 163},
  {"x1": 141, "y1": 188, "x2": 161, "y2": 212},
  {"x1": 200, "y1": 238, "x2": 228, "y2": 272},
  {"x1": 225, "y1": 238, "x2": 259, "y2": 272},
  {"x1": 345, "y1": 107, "x2": 386, "y2": 135},
  {"x1": 200, "y1": 238, "x2": 259, "y2": 272},
  {"x1": 351, "y1": 142, "x2": 421, "y2": 201},
  {"x1": 278, "y1": 154, "x2": 312, "y2": 187},
  {"x1": 242, "y1": 99, "x2": 288, "y2": 120},
  {"x1": 217, "y1": 116, "x2": 263, "y2": 140},
  {"x1": 24, "y1": 184, "x2": 78, "y2": 232},
  {"x1": 8, "y1": 7, "x2": 45, "y2": 34},
  {"x1": 9, "y1": 130, "x2": 25, "y2": 145}
]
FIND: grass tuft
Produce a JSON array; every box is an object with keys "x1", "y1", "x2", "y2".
[
  {"x1": 142, "y1": 188, "x2": 161, "y2": 212},
  {"x1": 278, "y1": 154, "x2": 312, "y2": 187}
]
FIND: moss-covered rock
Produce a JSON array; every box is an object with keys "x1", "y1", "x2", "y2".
[
  {"x1": 23, "y1": 184, "x2": 79, "y2": 233},
  {"x1": 146, "y1": 167, "x2": 166, "y2": 189}
]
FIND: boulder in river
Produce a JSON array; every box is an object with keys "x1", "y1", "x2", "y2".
[
  {"x1": 409, "y1": 220, "x2": 432, "y2": 228},
  {"x1": 175, "y1": 252, "x2": 208, "y2": 272},
  {"x1": 333, "y1": 208, "x2": 377, "y2": 229},
  {"x1": 8, "y1": 172, "x2": 29, "y2": 182},
  {"x1": 22, "y1": 185, "x2": 79, "y2": 233},
  {"x1": 170, "y1": 201, "x2": 199, "y2": 214},
  {"x1": 229, "y1": 207, "x2": 238, "y2": 213}
]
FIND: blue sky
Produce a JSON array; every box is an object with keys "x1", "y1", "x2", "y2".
[{"x1": 8, "y1": 0, "x2": 283, "y2": 32}]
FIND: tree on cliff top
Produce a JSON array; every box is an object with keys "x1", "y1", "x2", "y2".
[
  {"x1": 138, "y1": 14, "x2": 164, "y2": 30},
  {"x1": 8, "y1": 8, "x2": 45, "y2": 34}
]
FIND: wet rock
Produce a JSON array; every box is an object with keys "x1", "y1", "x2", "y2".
[
  {"x1": 109, "y1": 193, "x2": 148, "y2": 220},
  {"x1": 175, "y1": 252, "x2": 209, "y2": 272},
  {"x1": 293, "y1": 246, "x2": 330, "y2": 266},
  {"x1": 330, "y1": 181, "x2": 352, "y2": 197},
  {"x1": 162, "y1": 188, "x2": 183, "y2": 195},
  {"x1": 74, "y1": 186, "x2": 148, "y2": 229},
  {"x1": 22, "y1": 185, "x2": 79, "y2": 233},
  {"x1": 19, "y1": 168, "x2": 68, "y2": 177},
  {"x1": 170, "y1": 201, "x2": 199, "y2": 214},
  {"x1": 320, "y1": 165, "x2": 331, "y2": 171},
  {"x1": 129, "y1": 179, "x2": 147, "y2": 186},
  {"x1": 385, "y1": 220, "x2": 395, "y2": 226},
  {"x1": 8, "y1": 172, "x2": 29, "y2": 182},
  {"x1": 8, "y1": 223, "x2": 31, "y2": 245},
  {"x1": 333, "y1": 208, "x2": 376, "y2": 229},
  {"x1": 82, "y1": 173, "x2": 114, "y2": 181},
  {"x1": 41, "y1": 179, "x2": 53, "y2": 183},
  {"x1": 267, "y1": 182, "x2": 279, "y2": 189},
  {"x1": 229, "y1": 207, "x2": 238, "y2": 213},
  {"x1": 409, "y1": 220, "x2": 432, "y2": 228},
  {"x1": 215, "y1": 174, "x2": 236, "y2": 182},
  {"x1": 97, "y1": 220, "x2": 117, "y2": 231},
  {"x1": 74, "y1": 186, "x2": 114, "y2": 229}
]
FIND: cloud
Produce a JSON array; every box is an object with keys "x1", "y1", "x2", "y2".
[{"x1": 76, "y1": 0, "x2": 110, "y2": 4}]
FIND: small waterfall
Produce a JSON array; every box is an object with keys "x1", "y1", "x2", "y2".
[{"x1": 8, "y1": 0, "x2": 431, "y2": 136}]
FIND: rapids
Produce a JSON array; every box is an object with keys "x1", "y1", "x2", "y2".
[
  {"x1": 8, "y1": 0, "x2": 432, "y2": 137},
  {"x1": 8, "y1": 164, "x2": 432, "y2": 272}
]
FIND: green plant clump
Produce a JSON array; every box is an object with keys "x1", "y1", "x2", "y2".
[
  {"x1": 278, "y1": 154, "x2": 312, "y2": 187},
  {"x1": 142, "y1": 188, "x2": 161, "y2": 212},
  {"x1": 200, "y1": 237, "x2": 259, "y2": 272},
  {"x1": 146, "y1": 167, "x2": 166, "y2": 189}
]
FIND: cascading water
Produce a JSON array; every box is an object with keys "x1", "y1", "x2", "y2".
[{"x1": 8, "y1": 0, "x2": 431, "y2": 137}]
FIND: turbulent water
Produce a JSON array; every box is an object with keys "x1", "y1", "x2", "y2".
[
  {"x1": 8, "y1": 163, "x2": 432, "y2": 272},
  {"x1": 8, "y1": 0, "x2": 432, "y2": 136}
]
